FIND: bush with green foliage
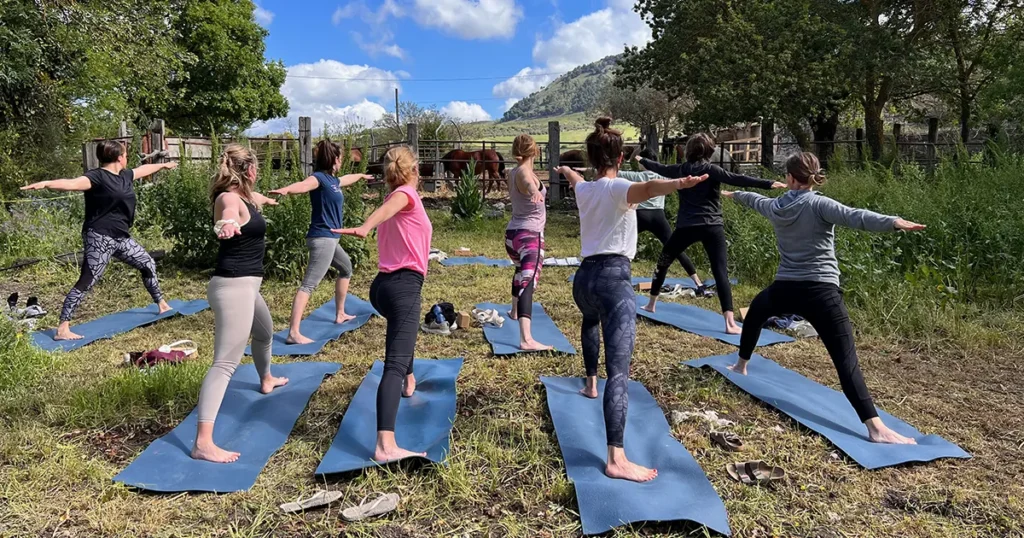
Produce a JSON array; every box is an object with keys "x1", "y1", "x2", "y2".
[{"x1": 451, "y1": 159, "x2": 484, "y2": 221}]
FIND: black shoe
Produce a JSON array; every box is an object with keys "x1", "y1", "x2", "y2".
[
  {"x1": 7, "y1": 293, "x2": 17, "y2": 311},
  {"x1": 26, "y1": 296, "x2": 38, "y2": 308},
  {"x1": 696, "y1": 285, "x2": 716, "y2": 298}
]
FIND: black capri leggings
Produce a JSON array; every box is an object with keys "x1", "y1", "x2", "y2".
[
  {"x1": 635, "y1": 209, "x2": 697, "y2": 276},
  {"x1": 739, "y1": 280, "x2": 878, "y2": 422},
  {"x1": 572, "y1": 254, "x2": 635, "y2": 448},
  {"x1": 651, "y1": 224, "x2": 733, "y2": 313},
  {"x1": 369, "y1": 269, "x2": 424, "y2": 432}
]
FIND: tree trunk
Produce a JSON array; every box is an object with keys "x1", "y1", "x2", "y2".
[
  {"x1": 959, "y1": 92, "x2": 971, "y2": 145},
  {"x1": 863, "y1": 101, "x2": 885, "y2": 161},
  {"x1": 810, "y1": 110, "x2": 840, "y2": 168}
]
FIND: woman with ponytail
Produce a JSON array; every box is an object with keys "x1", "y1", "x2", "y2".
[
  {"x1": 21, "y1": 141, "x2": 177, "y2": 340},
  {"x1": 333, "y1": 146, "x2": 433, "y2": 462},
  {"x1": 192, "y1": 144, "x2": 288, "y2": 463},
  {"x1": 557, "y1": 118, "x2": 707, "y2": 482},
  {"x1": 269, "y1": 139, "x2": 372, "y2": 345},
  {"x1": 639, "y1": 133, "x2": 786, "y2": 335},
  {"x1": 723, "y1": 152, "x2": 925, "y2": 445}
]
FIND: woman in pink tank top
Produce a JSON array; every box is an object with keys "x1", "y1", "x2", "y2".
[
  {"x1": 334, "y1": 146, "x2": 433, "y2": 463},
  {"x1": 504, "y1": 134, "x2": 552, "y2": 351}
]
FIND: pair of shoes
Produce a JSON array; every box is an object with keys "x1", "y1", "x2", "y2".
[
  {"x1": 421, "y1": 320, "x2": 452, "y2": 335},
  {"x1": 660, "y1": 285, "x2": 696, "y2": 300},
  {"x1": 428, "y1": 248, "x2": 448, "y2": 262},
  {"x1": 471, "y1": 308, "x2": 504, "y2": 328},
  {"x1": 6, "y1": 293, "x2": 46, "y2": 319}
]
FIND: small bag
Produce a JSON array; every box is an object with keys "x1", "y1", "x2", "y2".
[{"x1": 124, "y1": 340, "x2": 198, "y2": 368}]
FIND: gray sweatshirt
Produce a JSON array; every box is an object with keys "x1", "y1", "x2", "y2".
[{"x1": 733, "y1": 190, "x2": 899, "y2": 286}]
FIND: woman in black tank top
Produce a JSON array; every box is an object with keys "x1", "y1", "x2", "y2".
[{"x1": 192, "y1": 145, "x2": 287, "y2": 464}]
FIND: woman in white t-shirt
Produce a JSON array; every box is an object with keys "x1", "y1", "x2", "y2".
[{"x1": 557, "y1": 117, "x2": 706, "y2": 483}]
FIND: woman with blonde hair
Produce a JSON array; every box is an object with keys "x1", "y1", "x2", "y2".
[
  {"x1": 504, "y1": 134, "x2": 551, "y2": 351},
  {"x1": 192, "y1": 144, "x2": 288, "y2": 463},
  {"x1": 724, "y1": 152, "x2": 925, "y2": 445},
  {"x1": 334, "y1": 146, "x2": 433, "y2": 462},
  {"x1": 269, "y1": 139, "x2": 372, "y2": 344}
]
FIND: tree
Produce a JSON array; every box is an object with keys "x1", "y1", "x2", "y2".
[
  {"x1": 160, "y1": 0, "x2": 288, "y2": 134},
  {"x1": 595, "y1": 79, "x2": 692, "y2": 137},
  {"x1": 373, "y1": 103, "x2": 460, "y2": 142}
]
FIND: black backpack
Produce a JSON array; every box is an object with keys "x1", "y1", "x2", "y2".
[{"x1": 424, "y1": 302, "x2": 457, "y2": 325}]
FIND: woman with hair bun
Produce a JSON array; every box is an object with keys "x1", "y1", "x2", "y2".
[
  {"x1": 21, "y1": 140, "x2": 178, "y2": 340},
  {"x1": 269, "y1": 138, "x2": 372, "y2": 345},
  {"x1": 724, "y1": 152, "x2": 925, "y2": 445},
  {"x1": 558, "y1": 118, "x2": 707, "y2": 482},
  {"x1": 333, "y1": 145, "x2": 433, "y2": 462},
  {"x1": 192, "y1": 144, "x2": 287, "y2": 463},
  {"x1": 504, "y1": 134, "x2": 551, "y2": 351}
]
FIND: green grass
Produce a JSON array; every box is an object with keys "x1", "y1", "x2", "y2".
[{"x1": 0, "y1": 209, "x2": 1022, "y2": 537}]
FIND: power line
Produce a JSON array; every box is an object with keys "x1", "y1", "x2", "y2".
[{"x1": 286, "y1": 70, "x2": 565, "y2": 82}]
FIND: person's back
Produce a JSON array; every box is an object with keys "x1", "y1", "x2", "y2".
[
  {"x1": 506, "y1": 166, "x2": 546, "y2": 232},
  {"x1": 575, "y1": 176, "x2": 635, "y2": 259}
]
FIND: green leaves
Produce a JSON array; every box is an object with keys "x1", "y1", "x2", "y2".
[{"x1": 451, "y1": 159, "x2": 485, "y2": 221}]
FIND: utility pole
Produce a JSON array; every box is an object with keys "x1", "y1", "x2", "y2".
[{"x1": 395, "y1": 88, "x2": 400, "y2": 125}]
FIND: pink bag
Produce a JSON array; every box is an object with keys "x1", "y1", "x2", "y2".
[{"x1": 124, "y1": 340, "x2": 197, "y2": 368}]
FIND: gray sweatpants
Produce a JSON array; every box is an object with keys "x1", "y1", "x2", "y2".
[
  {"x1": 299, "y1": 237, "x2": 353, "y2": 293},
  {"x1": 197, "y1": 276, "x2": 274, "y2": 423}
]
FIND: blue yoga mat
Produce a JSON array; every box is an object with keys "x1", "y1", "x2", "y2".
[
  {"x1": 475, "y1": 302, "x2": 576, "y2": 356},
  {"x1": 686, "y1": 353, "x2": 971, "y2": 470},
  {"x1": 635, "y1": 296, "x2": 793, "y2": 347},
  {"x1": 245, "y1": 296, "x2": 377, "y2": 357},
  {"x1": 113, "y1": 361, "x2": 338, "y2": 493},
  {"x1": 542, "y1": 377, "x2": 731, "y2": 536},
  {"x1": 31, "y1": 299, "x2": 210, "y2": 352},
  {"x1": 440, "y1": 256, "x2": 514, "y2": 267},
  {"x1": 567, "y1": 273, "x2": 735, "y2": 289},
  {"x1": 316, "y1": 358, "x2": 463, "y2": 476}
]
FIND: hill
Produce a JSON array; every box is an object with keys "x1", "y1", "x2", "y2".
[{"x1": 501, "y1": 55, "x2": 620, "y2": 122}]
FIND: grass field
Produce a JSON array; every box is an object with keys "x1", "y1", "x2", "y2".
[{"x1": 1, "y1": 209, "x2": 1021, "y2": 538}]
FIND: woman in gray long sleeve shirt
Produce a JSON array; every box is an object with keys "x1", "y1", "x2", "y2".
[
  {"x1": 640, "y1": 134, "x2": 785, "y2": 335},
  {"x1": 724, "y1": 152, "x2": 926, "y2": 445}
]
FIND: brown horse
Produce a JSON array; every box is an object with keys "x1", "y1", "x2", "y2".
[
  {"x1": 440, "y1": 149, "x2": 506, "y2": 193},
  {"x1": 365, "y1": 152, "x2": 433, "y2": 180}
]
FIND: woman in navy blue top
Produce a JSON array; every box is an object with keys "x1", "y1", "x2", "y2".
[{"x1": 270, "y1": 140, "x2": 371, "y2": 345}]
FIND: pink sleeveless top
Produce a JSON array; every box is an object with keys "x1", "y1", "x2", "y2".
[{"x1": 378, "y1": 184, "x2": 432, "y2": 275}]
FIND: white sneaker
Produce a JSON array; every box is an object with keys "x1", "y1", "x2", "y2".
[{"x1": 421, "y1": 321, "x2": 451, "y2": 335}]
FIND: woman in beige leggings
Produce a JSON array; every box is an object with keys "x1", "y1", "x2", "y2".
[{"x1": 192, "y1": 145, "x2": 289, "y2": 464}]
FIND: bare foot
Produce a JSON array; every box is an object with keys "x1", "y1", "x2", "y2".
[
  {"x1": 54, "y1": 325, "x2": 84, "y2": 341},
  {"x1": 157, "y1": 300, "x2": 173, "y2": 315},
  {"x1": 191, "y1": 442, "x2": 240, "y2": 463},
  {"x1": 373, "y1": 446, "x2": 426, "y2": 463},
  {"x1": 335, "y1": 313, "x2": 356, "y2": 324},
  {"x1": 402, "y1": 374, "x2": 416, "y2": 397},
  {"x1": 642, "y1": 300, "x2": 657, "y2": 313},
  {"x1": 725, "y1": 322, "x2": 742, "y2": 335},
  {"x1": 867, "y1": 420, "x2": 918, "y2": 445},
  {"x1": 727, "y1": 362, "x2": 749, "y2": 375},
  {"x1": 286, "y1": 332, "x2": 314, "y2": 345},
  {"x1": 606, "y1": 460, "x2": 658, "y2": 482},
  {"x1": 507, "y1": 310, "x2": 518, "y2": 321},
  {"x1": 579, "y1": 378, "x2": 598, "y2": 399},
  {"x1": 260, "y1": 375, "x2": 289, "y2": 394},
  {"x1": 520, "y1": 340, "x2": 553, "y2": 352}
]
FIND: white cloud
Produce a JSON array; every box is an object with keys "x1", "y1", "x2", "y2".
[
  {"x1": 247, "y1": 60, "x2": 400, "y2": 135},
  {"x1": 352, "y1": 31, "x2": 409, "y2": 60},
  {"x1": 254, "y1": 4, "x2": 275, "y2": 26},
  {"x1": 411, "y1": 0, "x2": 522, "y2": 40},
  {"x1": 492, "y1": 2, "x2": 650, "y2": 101},
  {"x1": 441, "y1": 101, "x2": 493, "y2": 122},
  {"x1": 335, "y1": 1, "x2": 408, "y2": 60}
]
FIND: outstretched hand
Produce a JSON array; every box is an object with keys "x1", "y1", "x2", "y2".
[
  {"x1": 164, "y1": 162, "x2": 179, "y2": 171},
  {"x1": 676, "y1": 174, "x2": 709, "y2": 190},
  {"x1": 262, "y1": 197, "x2": 279, "y2": 207},
  {"x1": 894, "y1": 219, "x2": 926, "y2": 231},
  {"x1": 721, "y1": 190, "x2": 735, "y2": 199},
  {"x1": 20, "y1": 181, "x2": 48, "y2": 191},
  {"x1": 771, "y1": 181, "x2": 786, "y2": 189},
  {"x1": 218, "y1": 223, "x2": 242, "y2": 240},
  {"x1": 331, "y1": 226, "x2": 370, "y2": 238}
]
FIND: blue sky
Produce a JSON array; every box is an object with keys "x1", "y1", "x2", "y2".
[{"x1": 247, "y1": 0, "x2": 651, "y2": 134}]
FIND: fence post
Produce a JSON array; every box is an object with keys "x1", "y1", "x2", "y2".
[
  {"x1": 760, "y1": 119, "x2": 775, "y2": 170},
  {"x1": 548, "y1": 121, "x2": 562, "y2": 202},
  {"x1": 407, "y1": 123, "x2": 419, "y2": 156},
  {"x1": 926, "y1": 117, "x2": 939, "y2": 174},
  {"x1": 82, "y1": 141, "x2": 99, "y2": 172},
  {"x1": 299, "y1": 116, "x2": 312, "y2": 176},
  {"x1": 150, "y1": 119, "x2": 165, "y2": 163},
  {"x1": 118, "y1": 121, "x2": 129, "y2": 138},
  {"x1": 855, "y1": 128, "x2": 865, "y2": 163},
  {"x1": 645, "y1": 124, "x2": 659, "y2": 158}
]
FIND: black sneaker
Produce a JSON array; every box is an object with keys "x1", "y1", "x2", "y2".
[
  {"x1": 696, "y1": 285, "x2": 716, "y2": 298},
  {"x1": 7, "y1": 293, "x2": 18, "y2": 311}
]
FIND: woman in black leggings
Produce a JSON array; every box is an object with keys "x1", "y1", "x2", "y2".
[
  {"x1": 560, "y1": 118, "x2": 706, "y2": 482},
  {"x1": 725, "y1": 152, "x2": 925, "y2": 445},
  {"x1": 335, "y1": 146, "x2": 433, "y2": 462},
  {"x1": 22, "y1": 140, "x2": 177, "y2": 340},
  {"x1": 640, "y1": 134, "x2": 784, "y2": 334}
]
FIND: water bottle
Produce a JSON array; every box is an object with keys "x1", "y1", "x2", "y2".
[{"x1": 431, "y1": 304, "x2": 446, "y2": 325}]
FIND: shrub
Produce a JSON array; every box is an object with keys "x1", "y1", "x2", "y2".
[{"x1": 451, "y1": 159, "x2": 484, "y2": 221}]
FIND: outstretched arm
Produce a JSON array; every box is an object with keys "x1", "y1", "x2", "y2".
[
  {"x1": 556, "y1": 166, "x2": 586, "y2": 189},
  {"x1": 214, "y1": 193, "x2": 244, "y2": 239},
  {"x1": 626, "y1": 175, "x2": 708, "y2": 205},
  {"x1": 21, "y1": 177, "x2": 92, "y2": 192},
  {"x1": 726, "y1": 191, "x2": 775, "y2": 219},
  {"x1": 133, "y1": 162, "x2": 178, "y2": 180},
  {"x1": 269, "y1": 176, "x2": 319, "y2": 196},
  {"x1": 339, "y1": 173, "x2": 373, "y2": 187},
  {"x1": 815, "y1": 197, "x2": 924, "y2": 232},
  {"x1": 711, "y1": 165, "x2": 784, "y2": 190},
  {"x1": 331, "y1": 191, "x2": 409, "y2": 238},
  {"x1": 639, "y1": 158, "x2": 686, "y2": 179}
]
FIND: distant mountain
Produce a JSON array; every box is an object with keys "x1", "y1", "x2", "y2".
[{"x1": 501, "y1": 55, "x2": 620, "y2": 122}]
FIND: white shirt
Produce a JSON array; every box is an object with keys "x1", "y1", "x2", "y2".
[{"x1": 574, "y1": 177, "x2": 637, "y2": 259}]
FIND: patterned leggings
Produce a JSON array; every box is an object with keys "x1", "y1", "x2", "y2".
[
  {"x1": 572, "y1": 254, "x2": 635, "y2": 448},
  {"x1": 60, "y1": 230, "x2": 163, "y2": 322},
  {"x1": 505, "y1": 229, "x2": 544, "y2": 319}
]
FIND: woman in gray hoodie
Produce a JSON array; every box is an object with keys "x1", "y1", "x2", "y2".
[{"x1": 724, "y1": 152, "x2": 925, "y2": 445}]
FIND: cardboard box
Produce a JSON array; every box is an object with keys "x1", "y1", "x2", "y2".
[
  {"x1": 456, "y1": 311, "x2": 471, "y2": 330},
  {"x1": 455, "y1": 248, "x2": 473, "y2": 256},
  {"x1": 635, "y1": 281, "x2": 653, "y2": 291},
  {"x1": 739, "y1": 307, "x2": 749, "y2": 321}
]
